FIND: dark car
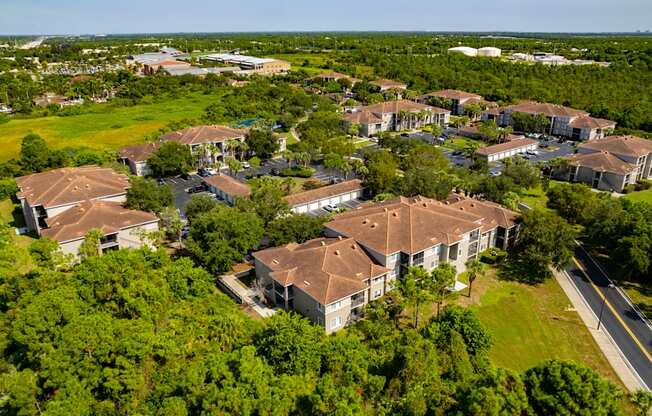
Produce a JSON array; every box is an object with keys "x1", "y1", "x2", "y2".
[
  {"x1": 197, "y1": 168, "x2": 209, "y2": 177},
  {"x1": 452, "y1": 150, "x2": 464, "y2": 156},
  {"x1": 186, "y1": 184, "x2": 205, "y2": 194},
  {"x1": 156, "y1": 178, "x2": 165, "y2": 185},
  {"x1": 271, "y1": 168, "x2": 280, "y2": 176}
]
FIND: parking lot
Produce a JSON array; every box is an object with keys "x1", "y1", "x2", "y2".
[
  {"x1": 305, "y1": 197, "x2": 365, "y2": 217},
  {"x1": 234, "y1": 157, "x2": 350, "y2": 184},
  {"x1": 442, "y1": 138, "x2": 577, "y2": 174},
  {"x1": 159, "y1": 174, "x2": 208, "y2": 218}
]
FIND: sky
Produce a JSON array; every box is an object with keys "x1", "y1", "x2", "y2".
[{"x1": 1, "y1": 0, "x2": 651, "y2": 35}]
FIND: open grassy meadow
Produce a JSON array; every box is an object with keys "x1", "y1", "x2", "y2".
[
  {"x1": 458, "y1": 269, "x2": 621, "y2": 385},
  {"x1": 0, "y1": 92, "x2": 221, "y2": 162}
]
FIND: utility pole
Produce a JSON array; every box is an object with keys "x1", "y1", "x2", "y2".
[{"x1": 597, "y1": 283, "x2": 615, "y2": 331}]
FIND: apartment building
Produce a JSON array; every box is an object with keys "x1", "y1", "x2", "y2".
[
  {"x1": 203, "y1": 174, "x2": 252, "y2": 205},
  {"x1": 342, "y1": 100, "x2": 450, "y2": 137},
  {"x1": 482, "y1": 101, "x2": 616, "y2": 141},
  {"x1": 16, "y1": 166, "x2": 130, "y2": 234},
  {"x1": 285, "y1": 179, "x2": 364, "y2": 213},
  {"x1": 325, "y1": 196, "x2": 518, "y2": 278},
  {"x1": 253, "y1": 195, "x2": 518, "y2": 332},
  {"x1": 15, "y1": 166, "x2": 158, "y2": 258},
  {"x1": 560, "y1": 135, "x2": 652, "y2": 192},
  {"x1": 118, "y1": 125, "x2": 286, "y2": 175},
  {"x1": 370, "y1": 78, "x2": 407, "y2": 92},
  {"x1": 310, "y1": 72, "x2": 361, "y2": 85},
  {"x1": 40, "y1": 200, "x2": 159, "y2": 259},
  {"x1": 416, "y1": 89, "x2": 490, "y2": 116},
  {"x1": 254, "y1": 237, "x2": 389, "y2": 333}
]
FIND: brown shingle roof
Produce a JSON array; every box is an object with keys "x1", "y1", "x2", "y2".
[
  {"x1": 474, "y1": 138, "x2": 538, "y2": 156},
  {"x1": 203, "y1": 174, "x2": 252, "y2": 198},
  {"x1": 41, "y1": 200, "x2": 158, "y2": 243},
  {"x1": 362, "y1": 100, "x2": 445, "y2": 115},
  {"x1": 285, "y1": 179, "x2": 363, "y2": 207},
  {"x1": 371, "y1": 79, "x2": 407, "y2": 89},
  {"x1": 568, "y1": 116, "x2": 616, "y2": 129},
  {"x1": 445, "y1": 194, "x2": 519, "y2": 232},
  {"x1": 326, "y1": 196, "x2": 484, "y2": 255},
  {"x1": 160, "y1": 125, "x2": 246, "y2": 146},
  {"x1": 16, "y1": 166, "x2": 130, "y2": 208},
  {"x1": 342, "y1": 111, "x2": 383, "y2": 124},
  {"x1": 566, "y1": 151, "x2": 637, "y2": 175},
  {"x1": 118, "y1": 141, "x2": 162, "y2": 162},
  {"x1": 430, "y1": 89, "x2": 482, "y2": 101},
  {"x1": 505, "y1": 101, "x2": 588, "y2": 118},
  {"x1": 579, "y1": 135, "x2": 652, "y2": 158},
  {"x1": 254, "y1": 237, "x2": 388, "y2": 304}
]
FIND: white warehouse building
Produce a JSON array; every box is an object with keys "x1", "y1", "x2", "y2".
[
  {"x1": 478, "y1": 47, "x2": 502, "y2": 57},
  {"x1": 448, "y1": 46, "x2": 478, "y2": 57}
]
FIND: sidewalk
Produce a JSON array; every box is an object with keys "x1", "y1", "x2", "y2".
[
  {"x1": 554, "y1": 269, "x2": 646, "y2": 391},
  {"x1": 219, "y1": 274, "x2": 276, "y2": 318}
]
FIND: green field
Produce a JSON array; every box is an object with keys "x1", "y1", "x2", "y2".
[
  {"x1": 462, "y1": 270, "x2": 621, "y2": 385},
  {"x1": 0, "y1": 92, "x2": 221, "y2": 162},
  {"x1": 623, "y1": 188, "x2": 652, "y2": 203}
]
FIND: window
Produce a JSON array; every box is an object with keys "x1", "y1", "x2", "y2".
[
  {"x1": 372, "y1": 276, "x2": 384, "y2": 285},
  {"x1": 327, "y1": 301, "x2": 342, "y2": 313},
  {"x1": 373, "y1": 290, "x2": 382, "y2": 299},
  {"x1": 412, "y1": 251, "x2": 424, "y2": 265},
  {"x1": 331, "y1": 316, "x2": 342, "y2": 329},
  {"x1": 316, "y1": 302, "x2": 323, "y2": 312}
]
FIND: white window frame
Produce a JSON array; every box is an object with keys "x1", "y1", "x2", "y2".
[{"x1": 331, "y1": 316, "x2": 342, "y2": 329}]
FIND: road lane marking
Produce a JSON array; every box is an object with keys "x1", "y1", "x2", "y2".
[{"x1": 573, "y1": 257, "x2": 652, "y2": 364}]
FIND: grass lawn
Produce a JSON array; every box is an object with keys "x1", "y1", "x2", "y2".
[
  {"x1": 519, "y1": 185, "x2": 549, "y2": 211},
  {"x1": 457, "y1": 269, "x2": 622, "y2": 385},
  {"x1": 442, "y1": 136, "x2": 483, "y2": 151},
  {"x1": 0, "y1": 92, "x2": 223, "y2": 162},
  {"x1": 623, "y1": 188, "x2": 652, "y2": 204}
]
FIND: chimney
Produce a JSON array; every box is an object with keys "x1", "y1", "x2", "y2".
[
  {"x1": 320, "y1": 241, "x2": 326, "y2": 246},
  {"x1": 334, "y1": 250, "x2": 340, "y2": 256}
]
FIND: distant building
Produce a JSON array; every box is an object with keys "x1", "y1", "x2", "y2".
[
  {"x1": 342, "y1": 100, "x2": 450, "y2": 137},
  {"x1": 143, "y1": 60, "x2": 192, "y2": 75},
  {"x1": 202, "y1": 53, "x2": 290, "y2": 75},
  {"x1": 33, "y1": 93, "x2": 83, "y2": 108},
  {"x1": 416, "y1": 89, "x2": 494, "y2": 116},
  {"x1": 118, "y1": 125, "x2": 286, "y2": 176},
  {"x1": 370, "y1": 78, "x2": 407, "y2": 92},
  {"x1": 448, "y1": 46, "x2": 478, "y2": 57},
  {"x1": 477, "y1": 47, "x2": 501, "y2": 57},
  {"x1": 310, "y1": 72, "x2": 361, "y2": 85},
  {"x1": 482, "y1": 101, "x2": 616, "y2": 140}
]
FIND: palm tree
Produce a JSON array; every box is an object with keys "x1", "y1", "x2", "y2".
[
  {"x1": 465, "y1": 259, "x2": 486, "y2": 298},
  {"x1": 284, "y1": 150, "x2": 296, "y2": 168}
]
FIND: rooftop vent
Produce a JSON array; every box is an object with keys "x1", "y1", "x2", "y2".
[
  {"x1": 303, "y1": 280, "x2": 311, "y2": 286},
  {"x1": 272, "y1": 259, "x2": 279, "y2": 264},
  {"x1": 334, "y1": 250, "x2": 340, "y2": 256},
  {"x1": 338, "y1": 235, "x2": 343, "y2": 240},
  {"x1": 362, "y1": 218, "x2": 369, "y2": 224},
  {"x1": 470, "y1": 203, "x2": 476, "y2": 207},
  {"x1": 371, "y1": 222, "x2": 378, "y2": 228},
  {"x1": 320, "y1": 241, "x2": 326, "y2": 246},
  {"x1": 392, "y1": 212, "x2": 398, "y2": 217}
]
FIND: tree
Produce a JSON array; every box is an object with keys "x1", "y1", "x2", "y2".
[
  {"x1": 159, "y1": 206, "x2": 183, "y2": 248},
  {"x1": 246, "y1": 128, "x2": 279, "y2": 159},
  {"x1": 430, "y1": 305, "x2": 493, "y2": 357},
  {"x1": 225, "y1": 156, "x2": 243, "y2": 176},
  {"x1": 186, "y1": 205, "x2": 263, "y2": 273},
  {"x1": 184, "y1": 193, "x2": 219, "y2": 223},
  {"x1": 236, "y1": 177, "x2": 290, "y2": 227},
  {"x1": 397, "y1": 266, "x2": 431, "y2": 328},
  {"x1": 254, "y1": 311, "x2": 324, "y2": 376},
  {"x1": 126, "y1": 177, "x2": 174, "y2": 213},
  {"x1": 364, "y1": 149, "x2": 398, "y2": 195},
  {"x1": 20, "y1": 133, "x2": 51, "y2": 172},
  {"x1": 454, "y1": 368, "x2": 529, "y2": 416},
  {"x1": 147, "y1": 141, "x2": 193, "y2": 177},
  {"x1": 431, "y1": 263, "x2": 456, "y2": 318},
  {"x1": 78, "y1": 228, "x2": 103, "y2": 259},
  {"x1": 514, "y1": 209, "x2": 577, "y2": 279},
  {"x1": 478, "y1": 120, "x2": 500, "y2": 143},
  {"x1": 502, "y1": 156, "x2": 541, "y2": 189},
  {"x1": 248, "y1": 156, "x2": 261, "y2": 170},
  {"x1": 465, "y1": 258, "x2": 485, "y2": 297},
  {"x1": 28, "y1": 237, "x2": 71, "y2": 270},
  {"x1": 631, "y1": 390, "x2": 652, "y2": 416},
  {"x1": 323, "y1": 152, "x2": 347, "y2": 180},
  {"x1": 267, "y1": 214, "x2": 326, "y2": 246},
  {"x1": 400, "y1": 167, "x2": 457, "y2": 200},
  {"x1": 523, "y1": 360, "x2": 623, "y2": 416}
]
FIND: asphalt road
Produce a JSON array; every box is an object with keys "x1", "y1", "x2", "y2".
[{"x1": 565, "y1": 246, "x2": 652, "y2": 389}]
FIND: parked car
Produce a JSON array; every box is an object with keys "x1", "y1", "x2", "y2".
[
  {"x1": 323, "y1": 204, "x2": 338, "y2": 212},
  {"x1": 526, "y1": 149, "x2": 539, "y2": 155},
  {"x1": 206, "y1": 167, "x2": 218, "y2": 175},
  {"x1": 197, "y1": 168, "x2": 210, "y2": 177},
  {"x1": 186, "y1": 184, "x2": 205, "y2": 194},
  {"x1": 242, "y1": 161, "x2": 251, "y2": 169},
  {"x1": 156, "y1": 178, "x2": 165, "y2": 185},
  {"x1": 452, "y1": 150, "x2": 464, "y2": 156},
  {"x1": 489, "y1": 171, "x2": 502, "y2": 177}
]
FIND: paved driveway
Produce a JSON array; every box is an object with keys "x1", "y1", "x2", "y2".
[
  {"x1": 306, "y1": 198, "x2": 365, "y2": 217},
  {"x1": 159, "y1": 174, "x2": 206, "y2": 218}
]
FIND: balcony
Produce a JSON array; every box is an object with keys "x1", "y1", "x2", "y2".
[{"x1": 351, "y1": 294, "x2": 365, "y2": 308}]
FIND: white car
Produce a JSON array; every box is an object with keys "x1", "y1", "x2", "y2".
[
  {"x1": 242, "y1": 161, "x2": 251, "y2": 169},
  {"x1": 323, "y1": 204, "x2": 338, "y2": 212},
  {"x1": 526, "y1": 150, "x2": 539, "y2": 155},
  {"x1": 205, "y1": 167, "x2": 218, "y2": 175}
]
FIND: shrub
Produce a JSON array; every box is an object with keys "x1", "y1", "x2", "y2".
[
  {"x1": 634, "y1": 180, "x2": 652, "y2": 192},
  {"x1": 479, "y1": 247, "x2": 508, "y2": 265},
  {"x1": 280, "y1": 166, "x2": 313, "y2": 178},
  {"x1": 0, "y1": 177, "x2": 17, "y2": 200},
  {"x1": 622, "y1": 184, "x2": 636, "y2": 194}
]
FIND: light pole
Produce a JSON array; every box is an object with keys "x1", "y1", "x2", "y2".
[{"x1": 597, "y1": 283, "x2": 615, "y2": 331}]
